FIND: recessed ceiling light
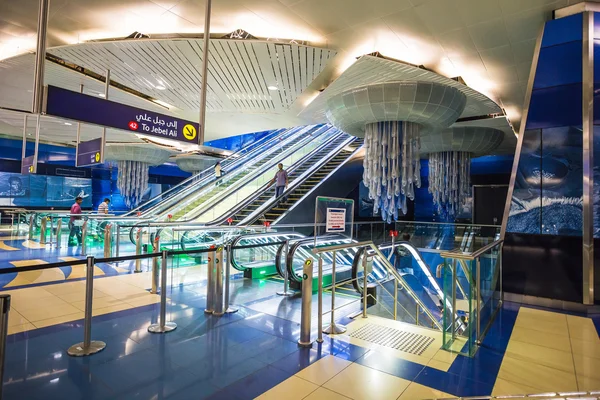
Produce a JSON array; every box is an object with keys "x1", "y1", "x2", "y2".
[
  {"x1": 98, "y1": 93, "x2": 106, "y2": 98},
  {"x1": 267, "y1": 86, "x2": 278, "y2": 91},
  {"x1": 64, "y1": 122, "x2": 72, "y2": 126},
  {"x1": 156, "y1": 85, "x2": 166, "y2": 90}
]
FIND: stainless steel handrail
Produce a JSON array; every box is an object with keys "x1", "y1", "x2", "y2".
[
  {"x1": 309, "y1": 240, "x2": 443, "y2": 331},
  {"x1": 440, "y1": 239, "x2": 503, "y2": 260}
]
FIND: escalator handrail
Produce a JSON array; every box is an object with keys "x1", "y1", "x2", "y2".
[
  {"x1": 134, "y1": 125, "x2": 311, "y2": 218},
  {"x1": 208, "y1": 129, "x2": 352, "y2": 226},
  {"x1": 125, "y1": 127, "x2": 291, "y2": 216},
  {"x1": 170, "y1": 125, "x2": 337, "y2": 222},
  {"x1": 229, "y1": 231, "x2": 305, "y2": 271},
  {"x1": 238, "y1": 133, "x2": 357, "y2": 226},
  {"x1": 285, "y1": 235, "x2": 352, "y2": 283}
]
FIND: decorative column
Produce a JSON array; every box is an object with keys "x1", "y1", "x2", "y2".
[
  {"x1": 325, "y1": 81, "x2": 467, "y2": 222},
  {"x1": 105, "y1": 145, "x2": 171, "y2": 208}
]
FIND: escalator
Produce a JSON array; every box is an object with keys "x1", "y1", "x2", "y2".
[
  {"x1": 226, "y1": 134, "x2": 358, "y2": 224},
  {"x1": 125, "y1": 127, "x2": 293, "y2": 217},
  {"x1": 167, "y1": 124, "x2": 329, "y2": 221}
]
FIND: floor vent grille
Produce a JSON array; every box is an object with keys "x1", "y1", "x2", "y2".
[{"x1": 349, "y1": 324, "x2": 435, "y2": 355}]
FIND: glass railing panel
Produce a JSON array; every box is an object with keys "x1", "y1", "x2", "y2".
[{"x1": 440, "y1": 240, "x2": 503, "y2": 357}]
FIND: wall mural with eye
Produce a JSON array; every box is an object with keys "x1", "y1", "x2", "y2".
[{"x1": 507, "y1": 126, "x2": 584, "y2": 237}]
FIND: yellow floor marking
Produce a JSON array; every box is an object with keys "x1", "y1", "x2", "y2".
[
  {"x1": 0, "y1": 241, "x2": 18, "y2": 251},
  {"x1": 59, "y1": 257, "x2": 105, "y2": 279},
  {"x1": 22, "y1": 240, "x2": 46, "y2": 249}
]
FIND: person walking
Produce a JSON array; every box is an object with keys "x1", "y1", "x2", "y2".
[
  {"x1": 215, "y1": 161, "x2": 222, "y2": 178},
  {"x1": 270, "y1": 163, "x2": 288, "y2": 205},
  {"x1": 68, "y1": 196, "x2": 83, "y2": 246},
  {"x1": 98, "y1": 198, "x2": 110, "y2": 214}
]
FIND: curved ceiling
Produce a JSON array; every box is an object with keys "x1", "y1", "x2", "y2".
[{"x1": 0, "y1": 0, "x2": 577, "y2": 154}]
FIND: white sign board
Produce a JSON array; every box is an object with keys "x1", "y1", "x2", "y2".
[{"x1": 326, "y1": 208, "x2": 346, "y2": 232}]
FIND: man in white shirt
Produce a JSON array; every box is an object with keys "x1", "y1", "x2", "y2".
[{"x1": 98, "y1": 198, "x2": 110, "y2": 214}]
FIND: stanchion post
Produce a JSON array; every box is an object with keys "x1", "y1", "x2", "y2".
[
  {"x1": 317, "y1": 255, "x2": 323, "y2": 343},
  {"x1": 148, "y1": 250, "x2": 177, "y2": 333},
  {"x1": 213, "y1": 247, "x2": 225, "y2": 316},
  {"x1": 135, "y1": 228, "x2": 142, "y2": 273},
  {"x1": 298, "y1": 258, "x2": 313, "y2": 347},
  {"x1": 0, "y1": 294, "x2": 10, "y2": 400},
  {"x1": 362, "y1": 250, "x2": 368, "y2": 318},
  {"x1": 323, "y1": 251, "x2": 346, "y2": 335},
  {"x1": 68, "y1": 256, "x2": 106, "y2": 356},
  {"x1": 205, "y1": 247, "x2": 216, "y2": 314},
  {"x1": 224, "y1": 243, "x2": 238, "y2": 313},
  {"x1": 28, "y1": 215, "x2": 33, "y2": 240},
  {"x1": 81, "y1": 220, "x2": 88, "y2": 256},
  {"x1": 103, "y1": 224, "x2": 112, "y2": 258},
  {"x1": 115, "y1": 224, "x2": 121, "y2": 261},
  {"x1": 49, "y1": 216, "x2": 53, "y2": 245},
  {"x1": 277, "y1": 240, "x2": 294, "y2": 296},
  {"x1": 151, "y1": 236, "x2": 160, "y2": 294},
  {"x1": 55, "y1": 219, "x2": 62, "y2": 249},
  {"x1": 40, "y1": 217, "x2": 47, "y2": 245}
]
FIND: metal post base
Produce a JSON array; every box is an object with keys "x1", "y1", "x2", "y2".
[
  {"x1": 148, "y1": 322, "x2": 177, "y2": 334},
  {"x1": 323, "y1": 323, "x2": 347, "y2": 335},
  {"x1": 277, "y1": 290, "x2": 295, "y2": 296},
  {"x1": 225, "y1": 307, "x2": 238, "y2": 314},
  {"x1": 297, "y1": 339, "x2": 313, "y2": 348},
  {"x1": 67, "y1": 341, "x2": 106, "y2": 357},
  {"x1": 204, "y1": 309, "x2": 213, "y2": 314},
  {"x1": 134, "y1": 270, "x2": 142, "y2": 274}
]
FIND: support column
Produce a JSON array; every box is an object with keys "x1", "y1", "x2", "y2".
[
  {"x1": 198, "y1": 0, "x2": 211, "y2": 145},
  {"x1": 582, "y1": 11, "x2": 595, "y2": 305}
]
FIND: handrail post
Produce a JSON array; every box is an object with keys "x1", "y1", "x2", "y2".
[
  {"x1": 148, "y1": 251, "x2": 177, "y2": 333},
  {"x1": 134, "y1": 228, "x2": 142, "y2": 273},
  {"x1": 214, "y1": 246, "x2": 225, "y2": 316},
  {"x1": 362, "y1": 250, "x2": 368, "y2": 318},
  {"x1": 323, "y1": 250, "x2": 346, "y2": 334},
  {"x1": 277, "y1": 240, "x2": 294, "y2": 296},
  {"x1": 298, "y1": 258, "x2": 313, "y2": 347},
  {"x1": 204, "y1": 246, "x2": 216, "y2": 314},
  {"x1": 55, "y1": 219, "x2": 62, "y2": 248},
  {"x1": 224, "y1": 243, "x2": 238, "y2": 313},
  {"x1": 0, "y1": 294, "x2": 10, "y2": 400},
  {"x1": 68, "y1": 256, "x2": 106, "y2": 356},
  {"x1": 151, "y1": 236, "x2": 160, "y2": 294}
]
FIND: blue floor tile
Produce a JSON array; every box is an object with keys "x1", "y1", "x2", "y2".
[
  {"x1": 270, "y1": 347, "x2": 324, "y2": 374},
  {"x1": 414, "y1": 366, "x2": 493, "y2": 397},
  {"x1": 355, "y1": 349, "x2": 425, "y2": 381}
]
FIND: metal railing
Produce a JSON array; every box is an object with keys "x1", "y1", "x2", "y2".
[
  {"x1": 440, "y1": 239, "x2": 504, "y2": 356},
  {"x1": 428, "y1": 391, "x2": 600, "y2": 400},
  {"x1": 297, "y1": 240, "x2": 444, "y2": 347}
]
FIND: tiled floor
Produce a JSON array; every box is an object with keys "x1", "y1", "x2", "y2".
[{"x1": 0, "y1": 236, "x2": 598, "y2": 399}]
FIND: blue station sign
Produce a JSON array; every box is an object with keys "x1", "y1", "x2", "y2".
[
  {"x1": 44, "y1": 85, "x2": 200, "y2": 144},
  {"x1": 77, "y1": 138, "x2": 103, "y2": 167}
]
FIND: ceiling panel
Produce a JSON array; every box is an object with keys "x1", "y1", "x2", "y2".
[{"x1": 49, "y1": 39, "x2": 336, "y2": 114}]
